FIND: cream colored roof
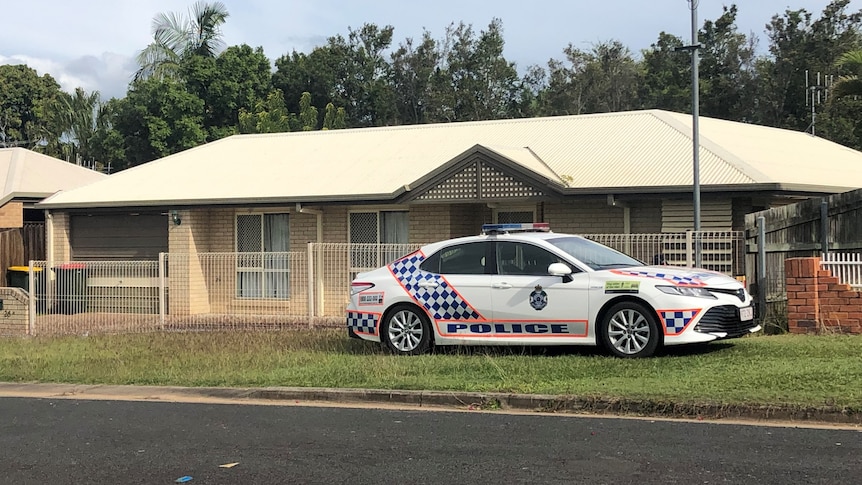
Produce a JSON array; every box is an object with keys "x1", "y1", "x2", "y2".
[
  {"x1": 38, "y1": 110, "x2": 862, "y2": 209},
  {"x1": 1, "y1": 147, "x2": 107, "y2": 205}
]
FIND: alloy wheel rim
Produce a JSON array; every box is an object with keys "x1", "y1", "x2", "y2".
[
  {"x1": 607, "y1": 308, "x2": 650, "y2": 355},
  {"x1": 388, "y1": 310, "x2": 423, "y2": 352}
]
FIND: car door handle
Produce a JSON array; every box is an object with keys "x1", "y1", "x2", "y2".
[
  {"x1": 417, "y1": 281, "x2": 439, "y2": 288},
  {"x1": 492, "y1": 283, "x2": 512, "y2": 289}
]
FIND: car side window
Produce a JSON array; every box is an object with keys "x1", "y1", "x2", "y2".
[
  {"x1": 496, "y1": 241, "x2": 574, "y2": 276},
  {"x1": 420, "y1": 242, "x2": 488, "y2": 275}
]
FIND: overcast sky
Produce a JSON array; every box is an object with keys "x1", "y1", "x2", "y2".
[{"x1": 0, "y1": 0, "x2": 848, "y2": 99}]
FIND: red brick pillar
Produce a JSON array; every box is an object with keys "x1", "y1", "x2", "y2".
[
  {"x1": 786, "y1": 256, "x2": 862, "y2": 334},
  {"x1": 785, "y1": 257, "x2": 819, "y2": 334}
]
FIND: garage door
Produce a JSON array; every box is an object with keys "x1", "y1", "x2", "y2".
[{"x1": 70, "y1": 213, "x2": 168, "y2": 260}]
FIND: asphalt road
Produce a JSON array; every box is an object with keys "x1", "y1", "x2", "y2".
[{"x1": 1, "y1": 397, "x2": 860, "y2": 484}]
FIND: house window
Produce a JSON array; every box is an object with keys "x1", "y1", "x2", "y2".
[
  {"x1": 236, "y1": 213, "x2": 290, "y2": 299},
  {"x1": 349, "y1": 210, "x2": 409, "y2": 270},
  {"x1": 493, "y1": 207, "x2": 535, "y2": 224}
]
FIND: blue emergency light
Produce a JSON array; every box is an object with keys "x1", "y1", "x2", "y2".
[{"x1": 481, "y1": 223, "x2": 551, "y2": 234}]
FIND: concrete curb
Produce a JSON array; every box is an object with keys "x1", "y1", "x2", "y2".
[{"x1": 0, "y1": 383, "x2": 859, "y2": 426}]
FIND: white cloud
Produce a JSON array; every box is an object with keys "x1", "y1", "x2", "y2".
[{"x1": 0, "y1": 53, "x2": 136, "y2": 99}]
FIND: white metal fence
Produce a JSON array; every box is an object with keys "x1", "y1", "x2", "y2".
[
  {"x1": 9, "y1": 232, "x2": 743, "y2": 336},
  {"x1": 583, "y1": 231, "x2": 744, "y2": 275},
  {"x1": 820, "y1": 252, "x2": 862, "y2": 289}
]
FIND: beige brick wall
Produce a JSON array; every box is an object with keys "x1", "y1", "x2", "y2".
[
  {"x1": 543, "y1": 199, "x2": 626, "y2": 233},
  {"x1": 291, "y1": 212, "x2": 320, "y2": 250},
  {"x1": 322, "y1": 206, "x2": 349, "y2": 243},
  {"x1": 408, "y1": 204, "x2": 492, "y2": 243},
  {"x1": 0, "y1": 202, "x2": 24, "y2": 229},
  {"x1": 630, "y1": 199, "x2": 662, "y2": 233},
  {"x1": 0, "y1": 288, "x2": 29, "y2": 336},
  {"x1": 50, "y1": 212, "x2": 71, "y2": 262}
]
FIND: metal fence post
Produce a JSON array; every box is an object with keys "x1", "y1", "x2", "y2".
[
  {"x1": 27, "y1": 262, "x2": 36, "y2": 335},
  {"x1": 158, "y1": 252, "x2": 166, "y2": 329},
  {"x1": 307, "y1": 243, "x2": 315, "y2": 325},
  {"x1": 820, "y1": 200, "x2": 829, "y2": 255},
  {"x1": 685, "y1": 231, "x2": 694, "y2": 268},
  {"x1": 756, "y1": 216, "x2": 767, "y2": 320}
]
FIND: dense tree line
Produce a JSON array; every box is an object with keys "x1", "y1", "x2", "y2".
[{"x1": 1, "y1": 0, "x2": 861, "y2": 172}]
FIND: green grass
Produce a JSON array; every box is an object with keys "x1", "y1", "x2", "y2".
[{"x1": 1, "y1": 331, "x2": 861, "y2": 410}]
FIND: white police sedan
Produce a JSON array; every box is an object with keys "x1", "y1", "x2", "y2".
[{"x1": 346, "y1": 223, "x2": 760, "y2": 358}]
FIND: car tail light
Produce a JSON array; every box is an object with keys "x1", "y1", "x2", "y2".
[{"x1": 351, "y1": 282, "x2": 375, "y2": 295}]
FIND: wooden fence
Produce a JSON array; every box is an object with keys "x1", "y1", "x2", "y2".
[
  {"x1": 744, "y1": 189, "x2": 862, "y2": 330},
  {"x1": 0, "y1": 223, "x2": 45, "y2": 287}
]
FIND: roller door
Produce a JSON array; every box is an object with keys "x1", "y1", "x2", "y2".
[{"x1": 70, "y1": 213, "x2": 168, "y2": 260}]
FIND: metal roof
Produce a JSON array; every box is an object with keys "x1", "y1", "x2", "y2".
[
  {"x1": 1, "y1": 148, "x2": 108, "y2": 206},
  {"x1": 37, "y1": 109, "x2": 862, "y2": 209}
]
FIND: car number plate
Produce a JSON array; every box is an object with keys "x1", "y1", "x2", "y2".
[{"x1": 739, "y1": 306, "x2": 754, "y2": 321}]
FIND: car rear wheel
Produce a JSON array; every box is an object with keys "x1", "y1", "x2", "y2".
[
  {"x1": 382, "y1": 305, "x2": 432, "y2": 355},
  {"x1": 599, "y1": 301, "x2": 660, "y2": 358}
]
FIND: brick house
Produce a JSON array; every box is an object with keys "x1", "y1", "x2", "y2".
[
  {"x1": 1, "y1": 148, "x2": 106, "y2": 285},
  {"x1": 32, "y1": 110, "x2": 862, "y2": 315}
]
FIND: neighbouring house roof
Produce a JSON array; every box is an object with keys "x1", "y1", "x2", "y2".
[
  {"x1": 0, "y1": 147, "x2": 108, "y2": 206},
  {"x1": 37, "y1": 109, "x2": 862, "y2": 209}
]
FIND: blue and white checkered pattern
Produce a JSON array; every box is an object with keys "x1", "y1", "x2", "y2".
[
  {"x1": 659, "y1": 310, "x2": 699, "y2": 335},
  {"x1": 389, "y1": 253, "x2": 481, "y2": 321},
  {"x1": 347, "y1": 311, "x2": 379, "y2": 335},
  {"x1": 612, "y1": 270, "x2": 706, "y2": 287}
]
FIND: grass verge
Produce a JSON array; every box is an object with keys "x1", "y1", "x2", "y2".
[{"x1": 0, "y1": 331, "x2": 860, "y2": 411}]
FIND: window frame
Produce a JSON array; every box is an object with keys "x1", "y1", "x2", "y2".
[{"x1": 234, "y1": 211, "x2": 291, "y2": 300}]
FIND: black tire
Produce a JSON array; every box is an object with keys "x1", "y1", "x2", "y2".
[
  {"x1": 381, "y1": 305, "x2": 433, "y2": 355},
  {"x1": 599, "y1": 301, "x2": 660, "y2": 358}
]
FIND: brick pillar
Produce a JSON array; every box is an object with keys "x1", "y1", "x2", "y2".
[
  {"x1": 785, "y1": 257, "x2": 819, "y2": 334},
  {"x1": 785, "y1": 256, "x2": 862, "y2": 334}
]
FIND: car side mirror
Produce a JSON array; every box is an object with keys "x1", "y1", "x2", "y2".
[{"x1": 548, "y1": 262, "x2": 573, "y2": 282}]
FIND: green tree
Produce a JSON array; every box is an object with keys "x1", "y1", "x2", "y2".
[
  {"x1": 756, "y1": 0, "x2": 862, "y2": 129},
  {"x1": 49, "y1": 88, "x2": 105, "y2": 167},
  {"x1": 638, "y1": 32, "x2": 691, "y2": 112},
  {"x1": 389, "y1": 31, "x2": 440, "y2": 124},
  {"x1": 238, "y1": 89, "x2": 294, "y2": 134},
  {"x1": 272, "y1": 49, "x2": 338, "y2": 120},
  {"x1": 181, "y1": 44, "x2": 272, "y2": 138},
  {"x1": 832, "y1": 49, "x2": 862, "y2": 97},
  {"x1": 298, "y1": 91, "x2": 318, "y2": 131},
  {"x1": 111, "y1": 78, "x2": 206, "y2": 169},
  {"x1": 135, "y1": 1, "x2": 229, "y2": 80},
  {"x1": 533, "y1": 40, "x2": 639, "y2": 116},
  {"x1": 0, "y1": 64, "x2": 63, "y2": 151},
  {"x1": 698, "y1": 5, "x2": 759, "y2": 122},
  {"x1": 322, "y1": 102, "x2": 347, "y2": 130},
  {"x1": 429, "y1": 19, "x2": 522, "y2": 122},
  {"x1": 272, "y1": 23, "x2": 396, "y2": 128}
]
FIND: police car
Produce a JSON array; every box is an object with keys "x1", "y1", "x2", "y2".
[{"x1": 346, "y1": 223, "x2": 759, "y2": 358}]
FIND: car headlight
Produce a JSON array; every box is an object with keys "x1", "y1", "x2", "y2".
[{"x1": 655, "y1": 285, "x2": 716, "y2": 299}]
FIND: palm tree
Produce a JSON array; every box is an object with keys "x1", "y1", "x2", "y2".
[
  {"x1": 135, "y1": 1, "x2": 229, "y2": 81},
  {"x1": 46, "y1": 88, "x2": 104, "y2": 166},
  {"x1": 832, "y1": 50, "x2": 862, "y2": 98}
]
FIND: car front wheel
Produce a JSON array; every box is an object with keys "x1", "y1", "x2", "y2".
[
  {"x1": 599, "y1": 301, "x2": 660, "y2": 358},
  {"x1": 381, "y1": 305, "x2": 432, "y2": 355}
]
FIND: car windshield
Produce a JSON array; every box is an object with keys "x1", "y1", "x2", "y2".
[{"x1": 547, "y1": 236, "x2": 644, "y2": 271}]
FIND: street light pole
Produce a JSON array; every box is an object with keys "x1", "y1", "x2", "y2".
[{"x1": 689, "y1": 0, "x2": 701, "y2": 233}]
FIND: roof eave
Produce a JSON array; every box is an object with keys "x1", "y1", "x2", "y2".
[
  {"x1": 35, "y1": 189, "x2": 411, "y2": 210},
  {"x1": 561, "y1": 183, "x2": 860, "y2": 196}
]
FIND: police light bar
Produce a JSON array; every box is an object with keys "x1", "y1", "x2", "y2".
[{"x1": 482, "y1": 223, "x2": 551, "y2": 234}]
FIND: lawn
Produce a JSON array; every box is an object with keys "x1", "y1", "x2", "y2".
[{"x1": 1, "y1": 331, "x2": 860, "y2": 410}]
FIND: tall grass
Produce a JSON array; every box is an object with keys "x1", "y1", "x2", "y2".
[{"x1": 1, "y1": 331, "x2": 860, "y2": 409}]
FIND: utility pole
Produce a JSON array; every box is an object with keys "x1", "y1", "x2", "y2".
[
  {"x1": 676, "y1": 1, "x2": 702, "y2": 231},
  {"x1": 688, "y1": 0, "x2": 701, "y2": 233},
  {"x1": 677, "y1": 1, "x2": 702, "y2": 265}
]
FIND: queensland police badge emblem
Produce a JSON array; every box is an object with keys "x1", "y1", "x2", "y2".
[{"x1": 529, "y1": 285, "x2": 548, "y2": 311}]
